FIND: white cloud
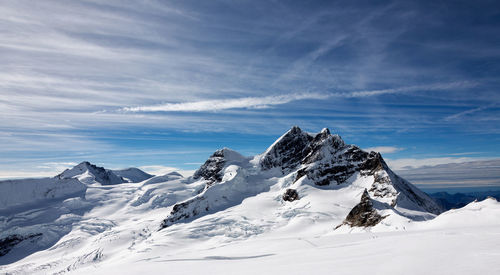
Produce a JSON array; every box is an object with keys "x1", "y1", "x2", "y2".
[
  {"x1": 122, "y1": 82, "x2": 470, "y2": 113},
  {"x1": 365, "y1": 146, "x2": 403, "y2": 154},
  {"x1": 342, "y1": 81, "x2": 476, "y2": 98},
  {"x1": 122, "y1": 92, "x2": 329, "y2": 112}
]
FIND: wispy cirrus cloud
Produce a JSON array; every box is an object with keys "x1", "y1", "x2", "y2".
[
  {"x1": 122, "y1": 92, "x2": 329, "y2": 112},
  {"x1": 444, "y1": 103, "x2": 497, "y2": 121},
  {"x1": 122, "y1": 82, "x2": 472, "y2": 113},
  {"x1": 343, "y1": 81, "x2": 477, "y2": 98}
]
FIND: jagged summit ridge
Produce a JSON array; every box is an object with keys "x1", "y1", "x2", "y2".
[{"x1": 260, "y1": 126, "x2": 314, "y2": 171}]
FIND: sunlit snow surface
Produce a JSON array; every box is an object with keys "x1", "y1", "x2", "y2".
[{"x1": 1, "y1": 169, "x2": 500, "y2": 274}]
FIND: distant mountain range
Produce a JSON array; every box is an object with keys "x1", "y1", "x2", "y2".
[{"x1": 427, "y1": 190, "x2": 500, "y2": 210}]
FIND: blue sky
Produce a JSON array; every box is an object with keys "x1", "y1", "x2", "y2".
[{"x1": 1, "y1": 0, "x2": 500, "y2": 181}]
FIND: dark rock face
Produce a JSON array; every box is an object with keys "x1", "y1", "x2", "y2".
[
  {"x1": 192, "y1": 149, "x2": 226, "y2": 185},
  {"x1": 302, "y1": 129, "x2": 344, "y2": 165},
  {"x1": 261, "y1": 127, "x2": 389, "y2": 187},
  {"x1": 160, "y1": 196, "x2": 208, "y2": 229},
  {"x1": 0, "y1": 233, "x2": 42, "y2": 257},
  {"x1": 264, "y1": 126, "x2": 439, "y2": 214},
  {"x1": 260, "y1": 126, "x2": 313, "y2": 172},
  {"x1": 298, "y1": 145, "x2": 388, "y2": 186},
  {"x1": 341, "y1": 190, "x2": 385, "y2": 227},
  {"x1": 282, "y1": 189, "x2": 299, "y2": 202}
]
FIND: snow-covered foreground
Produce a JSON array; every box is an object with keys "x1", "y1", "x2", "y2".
[
  {"x1": 1, "y1": 127, "x2": 500, "y2": 274},
  {"x1": 2, "y1": 173, "x2": 500, "y2": 274},
  {"x1": 92, "y1": 207, "x2": 500, "y2": 275}
]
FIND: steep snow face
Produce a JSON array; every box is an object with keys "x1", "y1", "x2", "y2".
[
  {"x1": 161, "y1": 149, "x2": 261, "y2": 228},
  {"x1": 0, "y1": 177, "x2": 86, "y2": 210},
  {"x1": 161, "y1": 165, "x2": 271, "y2": 228},
  {"x1": 111, "y1": 168, "x2": 153, "y2": 183},
  {"x1": 58, "y1": 162, "x2": 125, "y2": 185}
]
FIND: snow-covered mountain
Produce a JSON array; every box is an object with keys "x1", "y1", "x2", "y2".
[
  {"x1": 0, "y1": 162, "x2": 154, "y2": 266},
  {"x1": 110, "y1": 168, "x2": 153, "y2": 183},
  {"x1": 57, "y1": 161, "x2": 126, "y2": 185},
  {"x1": 1, "y1": 127, "x2": 499, "y2": 274},
  {"x1": 161, "y1": 126, "x2": 441, "y2": 229}
]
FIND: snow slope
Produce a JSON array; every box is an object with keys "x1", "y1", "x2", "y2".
[
  {"x1": 1, "y1": 127, "x2": 499, "y2": 274},
  {"x1": 79, "y1": 198, "x2": 500, "y2": 275},
  {"x1": 0, "y1": 177, "x2": 86, "y2": 210},
  {"x1": 111, "y1": 168, "x2": 153, "y2": 183}
]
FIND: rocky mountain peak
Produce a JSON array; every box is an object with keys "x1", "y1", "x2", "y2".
[
  {"x1": 319, "y1": 127, "x2": 331, "y2": 135},
  {"x1": 57, "y1": 161, "x2": 125, "y2": 185},
  {"x1": 163, "y1": 126, "x2": 442, "y2": 229},
  {"x1": 260, "y1": 126, "x2": 313, "y2": 171},
  {"x1": 193, "y1": 148, "x2": 246, "y2": 185}
]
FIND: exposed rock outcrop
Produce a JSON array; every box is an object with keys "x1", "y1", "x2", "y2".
[
  {"x1": 160, "y1": 196, "x2": 207, "y2": 228},
  {"x1": 192, "y1": 148, "x2": 247, "y2": 188},
  {"x1": 0, "y1": 233, "x2": 43, "y2": 257},
  {"x1": 282, "y1": 189, "x2": 299, "y2": 202},
  {"x1": 338, "y1": 189, "x2": 385, "y2": 228},
  {"x1": 193, "y1": 150, "x2": 227, "y2": 184}
]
